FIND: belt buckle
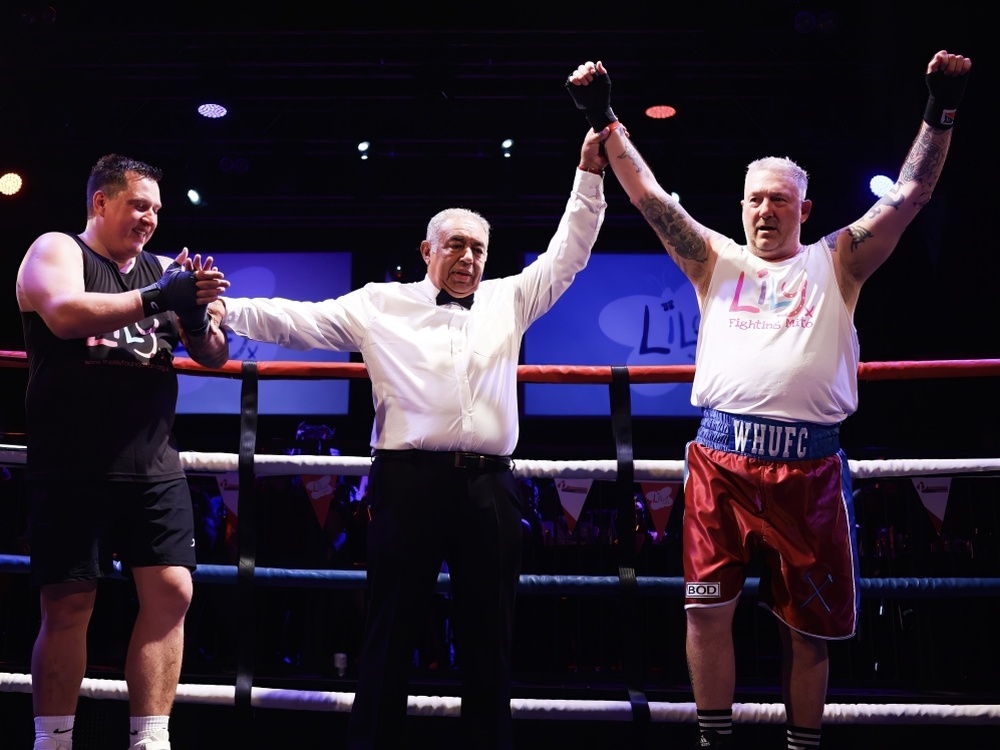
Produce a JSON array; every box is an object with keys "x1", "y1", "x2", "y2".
[{"x1": 454, "y1": 452, "x2": 481, "y2": 469}]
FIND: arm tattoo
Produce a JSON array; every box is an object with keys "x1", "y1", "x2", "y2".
[
  {"x1": 615, "y1": 139, "x2": 646, "y2": 174},
  {"x1": 638, "y1": 195, "x2": 708, "y2": 262},
  {"x1": 910, "y1": 188, "x2": 933, "y2": 211},
  {"x1": 900, "y1": 127, "x2": 946, "y2": 191},
  {"x1": 846, "y1": 224, "x2": 873, "y2": 253},
  {"x1": 866, "y1": 187, "x2": 905, "y2": 219},
  {"x1": 822, "y1": 230, "x2": 840, "y2": 251}
]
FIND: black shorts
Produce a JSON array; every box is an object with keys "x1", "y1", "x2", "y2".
[{"x1": 27, "y1": 477, "x2": 197, "y2": 587}]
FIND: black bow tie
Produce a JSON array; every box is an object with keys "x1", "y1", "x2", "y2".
[{"x1": 436, "y1": 289, "x2": 474, "y2": 309}]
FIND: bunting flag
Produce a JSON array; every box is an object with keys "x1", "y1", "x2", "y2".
[
  {"x1": 554, "y1": 478, "x2": 593, "y2": 534},
  {"x1": 217, "y1": 471, "x2": 241, "y2": 519},
  {"x1": 216, "y1": 470, "x2": 242, "y2": 547},
  {"x1": 911, "y1": 476, "x2": 952, "y2": 535},
  {"x1": 302, "y1": 474, "x2": 337, "y2": 528},
  {"x1": 640, "y1": 481, "x2": 681, "y2": 536}
]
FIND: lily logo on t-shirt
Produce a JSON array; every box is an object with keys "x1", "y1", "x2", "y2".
[{"x1": 85, "y1": 318, "x2": 171, "y2": 363}]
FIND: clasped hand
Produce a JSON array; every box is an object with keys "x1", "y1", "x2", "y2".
[{"x1": 173, "y1": 247, "x2": 230, "y2": 305}]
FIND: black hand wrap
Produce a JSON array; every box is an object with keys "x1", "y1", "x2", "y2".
[
  {"x1": 565, "y1": 72, "x2": 618, "y2": 131},
  {"x1": 923, "y1": 69, "x2": 969, "y2": 130},
  {"x1": 139, "y1": 261, "x2": 200, "y2": 317},
  {"x1": 176, "y1": 305, "x2": 210, "y2": 337}
]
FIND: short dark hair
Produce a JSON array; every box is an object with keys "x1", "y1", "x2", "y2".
[{"x1": 86, "y1": 154, "x2": 163, "y2": 218}]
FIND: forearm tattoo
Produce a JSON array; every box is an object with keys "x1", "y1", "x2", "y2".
[
  {"x1": 613, "y1": 137, "x2": 642, "y2": 172},
  {"x1": 638, "y1": 196, "x2": 708, "y2": 262},
  {"x1": 901, "y1": 127, "x2": 947, "y2": 198}
]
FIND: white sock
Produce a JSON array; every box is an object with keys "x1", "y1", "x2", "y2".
[
  {"x1": 34, "y1": 715, "x2": 75, "y2": 748},
  {"x1": 128, "y1": 715, "x2": 170, "y2": 747}
]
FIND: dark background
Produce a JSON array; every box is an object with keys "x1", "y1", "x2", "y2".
[
  {"x1": 1, "y1": 6, "x2": 998, "y2": 744},
  {"x1": 1, "y1": 1, "x2": 995, "y2": 459}
]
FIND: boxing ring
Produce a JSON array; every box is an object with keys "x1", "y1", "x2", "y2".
[{"x1": 2, "y1": 352, "x2": 1000, "y2": 744}]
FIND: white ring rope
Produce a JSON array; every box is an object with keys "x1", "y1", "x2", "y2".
[
  {"x1": 5, "y1": 445, "x2": 1000, "y2": 480},
  {"x1": 182, "y1": 453, "x2": 1000, "y2": 480},
  {"x1": 1, "y1": 672, "x2": 998, "y2": 724}
]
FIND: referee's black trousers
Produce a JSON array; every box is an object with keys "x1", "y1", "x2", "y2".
[{"x1": 347, "y1": 452, "x2": 523, "y2": 750}]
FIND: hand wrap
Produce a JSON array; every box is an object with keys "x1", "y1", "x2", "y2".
[
  {"x1": 923, "y1": 69, "x2": 969, "y2": 130},
  {"x1": 565, "y1": 72, "x2": 618, "y2": 131},
  {"x1": 176, "y1": 306, "x2": 209, "y2": 337},
  {"x1": 139, "y1": 262, "x2": 200, "y2": 317}
]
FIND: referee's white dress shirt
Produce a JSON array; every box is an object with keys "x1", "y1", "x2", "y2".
[{"x1": 223, "y1": 169, "x2": 606, "y2": 456}]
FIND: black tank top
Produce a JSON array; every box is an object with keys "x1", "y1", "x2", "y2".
[{"x1": 21, "y1": 234, "x2": 186, "y2": 481}]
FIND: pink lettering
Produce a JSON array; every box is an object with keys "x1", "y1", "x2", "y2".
[
  {"x1": 784, "y1": 277, "x2": 808, "y2": 318},
  {"x1": 730, "y1": 272, "x2": 760, "y2": 313}
]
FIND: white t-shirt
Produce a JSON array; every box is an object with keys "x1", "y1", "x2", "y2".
[{"x1": 691, "y1": 239, "x2": 859, "y2": 425}]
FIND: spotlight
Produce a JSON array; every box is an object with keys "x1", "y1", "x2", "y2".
[
  {"x1": 869, "y1": 175, "x2": 894, "y2": 198},
  {"x1": 645, "y1": 104, "x2": 676, "y2": 120},
  {"x1": 357, "y1": 141, "x2": 371, "y2": 160},
  {"x1": 187, "y1": 189, "x2": 202, "y2": 206},
  {"x1": 197, "y1": 102, "x2": 228, "y2": 119},
  {"x1": 0, "y1": 172, "x2": 24, "y2": 196}
]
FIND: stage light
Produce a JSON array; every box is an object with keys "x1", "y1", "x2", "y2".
[
  {"x1": 0, "y1": 172, "x2": 23, "y2": 196},
  {"x1": 869, "y1": 174, "x2": 894, "y2": 198},
  {"x1": 794, "y1": 11, "x2": 817, "y2": 34},
  {"x1": 187, "y1": 189, "x2": 202, "y2": 205},
  {"x1": 219, "y1": 157, "x2": 250, "y2": 174},
  {"x1": 197, "y1": 102, "x2": 228, "y2": 119},
  {"x1": 358, "y1": 141, "x2": 370, "y2": 160},
  {"x1": 817, "y1": 11, "x2": 840, "y2": 34},
  {"x1": 645, "y1": 104, "x2": 676, "y2": 120}
]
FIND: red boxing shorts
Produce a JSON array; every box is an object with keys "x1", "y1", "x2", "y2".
[{"x1": 683, "y1": 408, "x2": 859, "y2": 640}]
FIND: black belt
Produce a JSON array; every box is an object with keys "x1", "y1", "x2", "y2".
[{"x1": 373, "y1": 449, "x2": 512, "y2": 472}]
